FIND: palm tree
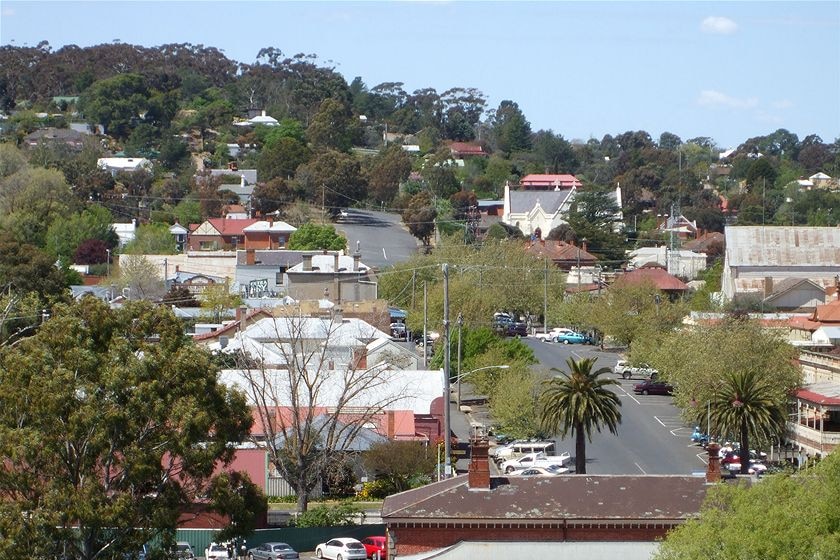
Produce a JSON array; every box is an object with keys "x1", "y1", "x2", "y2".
[
  {"x1": 539, "y1": 357, "x2": 622, "y2": 474},
  {"x1": 711, "y1": 370, "x2": 788, "y2": 475}
]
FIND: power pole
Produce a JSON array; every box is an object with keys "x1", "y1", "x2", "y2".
[
  {"x1": 543, "y1": 257, "x2": 548, "y2": 334},
  {"x1": 442, "y1": 263, "x2": 452, "y2": 479},
  {"x1": 456, "y1": 313, "x2": 463, "y2": 407},
  {"x1": 423, "y1": 282, "x2": 428, "y2": 369}
]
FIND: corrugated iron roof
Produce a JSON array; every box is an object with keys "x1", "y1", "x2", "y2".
[
  {"x1": 725, "y1": 226, "x2": 840, "y2": 267},
  {"x1": 615, "y1": 267, "x2": 688, "y2": 291},
  {"x1": 382, "y1": 474, "x2": 708, "y2": 522}
]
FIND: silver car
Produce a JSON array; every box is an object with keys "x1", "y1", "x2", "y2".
[{"x1": 248, "y1": 542, "x2": 300, "y2": 560}]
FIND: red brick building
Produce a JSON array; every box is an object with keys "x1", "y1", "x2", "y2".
[{"x1": 382, "y1": 436, "x2": 721, "y2": 558}]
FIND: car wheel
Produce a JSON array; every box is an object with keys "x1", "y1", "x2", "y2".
[
  {"x1": 563, "y1": 339, "x2": 569, "y2": 344},
  {"x1": 622, "y1": 371, "x2": 630, "y2": 379},
  {"x1": 337, "y1": 555, "x2": 343, "y2": 560},
  {"x1": 505, "y1": 466, "x2": 514, "y2": 474},
  {"x1": 316, "y1": 549, "x2": 324, "y2": 559},
  {"x1": 642, "y1": 389, "x2": 649, "y2": 395}
]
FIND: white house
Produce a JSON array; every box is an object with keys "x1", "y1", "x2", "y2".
[
  {"x1": 502, "y1": 183, "x2": 576, "y2": 237},
  {"x1": 97, "y1": 157, "x2": 152, "y2": 176},
  {"x1": 112, "y1": 220, "x2": 137, "y2": 247},
  {"x1": 627, "y1": 246, "x2": 708, "y2": 280}
]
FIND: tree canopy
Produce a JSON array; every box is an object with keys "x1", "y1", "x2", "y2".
[{"x1": 0, "y1": 299, "x2": 262, "y2": 560}]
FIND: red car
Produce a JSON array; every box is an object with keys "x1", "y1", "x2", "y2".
[
  {"x1": 360, "y1": 536, "x2": 387, "y2": 559},
  {"x1": 633, "y1": 380, "x2": 673, "y2": 395}
]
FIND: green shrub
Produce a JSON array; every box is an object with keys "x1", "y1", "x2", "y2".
[{"x1": 293, "y1": 500, "x2": 364, "y2": 528}]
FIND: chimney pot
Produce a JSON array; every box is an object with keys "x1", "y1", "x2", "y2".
[
  {"x1": 706, "y1": 442, "x2": 722, "y2": 483},
  {"x1": 468, "y1": 433, "x2": 491, "y2": 490}
]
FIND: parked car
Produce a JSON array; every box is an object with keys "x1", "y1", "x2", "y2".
[
  {"x1": 390, "y1": 322, "x2": 407, "y2": 338},
  {"x1": 613, "y1": 360, "x2": 658, "y2": 379},
  {"x1": 360, "y1": 536, "x2": 387, "y2": 559},
  {"x1": 554, "y1": 331, "x2": 590, "y2": 344},
  {"x1": 504, "y1": 322, "x2": 528, "y2": 337},
  {"x1": 315, "y1": 538, "x2": 367, "y2": 560},
  {"x1": 248, "y1": 542, "x2": 300, "y2": 560},
  {"x1": 172, "y1": 542, "x2": 195, "y2": 559},
  {"x1": 725, "y1": 460, "x2": 768, "y2": 474},
  {"x1": 534, "y1": 327, "x2": 575, "y2": 342},
  {"x1": 205, "y1": 543, "x2": 231, "y2": 560},
  {"x1": 510, "y1": 466, "x2": 566, "y2": 476},
  {"x1": 500, "y1": 451, "x2": 572, "y2": 474},
  {"x1": 491, "y1": 440, "x2": 556, "y2": 463},
  {"x1": 632, "y1": 379, "x2": 673, "y2": 395}
]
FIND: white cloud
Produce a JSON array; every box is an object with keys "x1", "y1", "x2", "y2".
[
  {"x1": 701, "y1": 16, "x2": 738, "y2": 35},
  {"x1": 1, "y1": 7, "x2": 15, "y2": 16},
  {"x1": 771, "y1": 99, "x2": 793, "y2": 109},
  {"x1": 697, "y1": 90, "x2": 758, "y2": 109}
]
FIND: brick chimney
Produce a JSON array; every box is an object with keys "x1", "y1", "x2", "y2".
[
  {"x1": 246, "y1": 248, "x2": 256, "y2": 265},
  {"x1": 468, "y1": 430, "x2": 491, "y2": 491},
  {"x1": 386, "y1": 410, "x2": 396, "y2": 439},
  {"x1": 334, "y1": 252, "x2": 340, "y2": 272},
  {"x1": 706, "y1": 442, "x2": 722, "y2": 483},
  {"x1": 303, "y1": 254, "x2": 312, "y2": 272},
  {"x1": 352, "y1": 347, "x2": 368, "y2": 369}
]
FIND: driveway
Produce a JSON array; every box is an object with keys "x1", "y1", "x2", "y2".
[{"x1": 335, "y1": 209, "x2": 420, "y2": 270}]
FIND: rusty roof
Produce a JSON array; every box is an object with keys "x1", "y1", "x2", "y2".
[
  {"x1": 683, "y1": 231, "x2": 724, "y2": 253},
  {"x1": 615, "y1": 267, "x2": 688, "y2": 291},
  {"x1": 725, "y1": 226, "x2": 840, "y2": 267},
  {"x1": 524, "y1": 240, "x2": 598, "y2": 263},
  {"x1": 382, "y1": 475, "x2": 708, "y2": 523}
]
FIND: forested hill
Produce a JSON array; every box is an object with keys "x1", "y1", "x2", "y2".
[{"x1": 1, "y1": 41, "x2": 837, "y2": 234}]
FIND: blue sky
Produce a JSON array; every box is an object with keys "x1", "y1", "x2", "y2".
[{"x1": 2, "y1": 1, "x2": 838, "y2": 148}]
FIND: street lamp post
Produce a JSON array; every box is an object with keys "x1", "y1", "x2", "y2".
[
  {"x1": 456, "y1": 364, "x2": 510, "y2": 408},
  {"x1": 105, "y1": 249, "x2": 110, "y2": 278}
]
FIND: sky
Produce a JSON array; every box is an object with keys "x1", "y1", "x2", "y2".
[{"x1": 1, "y1": 1, "x2": 838, "y2": 148}]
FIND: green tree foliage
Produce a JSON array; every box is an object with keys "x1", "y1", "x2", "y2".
[
  {"x1": 306, "y1": 97, "x2": 358, "y2": 151},
  {"x1": 295, "y1": 149, "x2": 367, "y2": 214},
  {"x1": 257, "y1": 136, "x2": 312, "y2": 182},
  {"x1": 588, "y1": 281, "x2": 687, "y2": 349},
  {"x1": 367, "y1": 144, "x2": 413, "y2": 204},
  {"x1": 566, "y1": 188, "x2": 625, "y2": 261},
  {"x1": 115, "y1": 255, "x2": 167, "y2": 301},
  {"x1": 0, "y1": 299, "x2": 258, "y2": 560},
  {"x1": 287, "y1": 222, "x2": 347, "y2": 251},
  {"x1": 252, "y1": 177, "x2": 296, "y2": 215},
  {"x1": 294, "y1": 501, "x2": 363, "y2": 528},
  {"x1": 649, "y1": 318, "x2": 800, "y2": 448},
  {"x1": 655, "y1": 452, "x2": 840, "y2": 560},
  {"x1": 123, "y1": 222, "x2": 178, "y2": 255},
  {"x1": 0, "y1": 166, "x2": 73, "y2": 247},
  {"x1": 539, "y1": 357, "x2": 622, "y2": 474},
  {"x1": 745, "y1": 158, "x2": 778, "y2": 189},
  {"x1": 421, "y1": 164, "x2": 460, "y2": 199},
  {"x1": 0, "y1": 142, "x2": 28, "y2": 177},
  {"x1": 362, "y1": 441, "x2": 436, "y2": 494},
  {"x1": 491, "y1": 100, "x2": 532, "y2": 155},
  {"x1": 710, "y1": 370, "x2": 788, "y2": 474},
  {"x1": 200, "y1": 283, "x2": 242, "y2": 323},
  {"x1": 400, "y1": 191, "x2": 437, "y2": 246},
  {"x1": 0, "y1": 291, "x2": 43, "y2": 347},
  {"x1": 489, "y1": 369, "x2": 543, "y2": 439},
  {"x1": 0, "y1": 233, "x2": 69, "y2": 302},
  {"x1": 161, "y1": 285, "x2": 199, "y2": 307},
  {"x1": 78, "y1": 73, "x2": 152, "y2": 140},
  {"x1": 73, "y1": 238, "x2": 109, "y2": 265},
  {"x1": 44, "y1": 205, "x2": 118, "y2": 262},
  {"x1": 531, "y1": 130, "x2": 578, "y2": 174}
]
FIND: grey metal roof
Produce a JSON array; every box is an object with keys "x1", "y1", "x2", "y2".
[
  {"x1": 209, "y1": 168, "x2": 258, "y2": 185},
  {"x1": 725, "y1": 226, "x2": 840, "y2": 267},
  {"x1": 382, "y1": 474, "x2": 708, "y2": 523},
  {"x1": 396, "y1": 541, "x2": 659, "y2": 560},
  {"x1": 509, "y1": 189, "x2": 573, "y2": 214}
]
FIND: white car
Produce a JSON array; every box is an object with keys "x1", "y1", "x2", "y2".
[
  {"x1": 613, "y1": 360, "x2": 658, "y2": 380},
  {"x1": 315, "y1": 537, "x2": 367, "y2": 560},
  {"x1": 205, "y1": 542, "x2": 231, "y2": 559},
  {"x1": 500, "y1": 451, "x2": 572, "y2": 474},
  {"x1": 533, "y1": 327, "x2": 575, "y2": 342},
  {"x1": 510, "y1": 465, "x2": 569, "y2": 476},
  {"x1": 726, "y1": 460, "x2": 768, "y2": 474}
]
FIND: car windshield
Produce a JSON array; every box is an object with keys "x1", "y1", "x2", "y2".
[
  {"x1": 347, "y1": 543, "x2": 365, "y2": 549},
  {"x1": 210, "y1": 545, "x2": 227, "y2": 551},
  {"x1": 273, "y1": 545, "x2": 291, "y2": 551},
  {"x1": 176, "y1": 545, "x2": 190, "y2": 551}
]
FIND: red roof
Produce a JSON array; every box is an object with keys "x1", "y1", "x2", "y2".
[
  {"x1": 206, "y1": 218, "x2": 259, "y2": 236},
  {"x1": 524, "y1": 240, "x2": 597, "y2": 263},
  {"x1": 193, "y1": 309, "x2": 274, "y2": 341},
  {"x1": 795, "y1": 388, "x2": 840, "y2": 406},
  {"x1": 449, "y1": 142, "x2": 486, "y2": 156},
  {"x1": 813, "y1": 299, "x2": 840, "y2": 323},
  {"x1": 616, "y1": 267, "x2": 689, "y2": 291},
  {"x1": 520, "y1": 174, "x2": 582, "y2": 187}
]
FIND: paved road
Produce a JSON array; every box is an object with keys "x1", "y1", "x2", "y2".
[
  {"x1": 513, "y1": 338, "x2": 708, "y2": 475},
  {"x1": 334, "y1": 209, "x2": 420, "y2": 270}
]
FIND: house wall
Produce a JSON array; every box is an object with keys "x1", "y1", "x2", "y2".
[
  {"x1": 770, "y1": 285, "x2": 826, "y2": 311},
  {"x1": 798, "y1": 350, "x2": 840, "y2": 384},
  {"x1": 391, "y1": 523, "x2": 677, "y2": 556},
  {"x1": 287, "y1": 273, "x2": 377, "y2": 303},
  {"x1": 244, "y1": 232, "x2": 291, "y2": 250},
  {"x1": 235, "y1": 266, "x2": 286, "y2": 297}
]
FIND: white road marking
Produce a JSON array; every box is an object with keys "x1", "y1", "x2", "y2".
[
  {"x1": 654, "y1": 416, "x2": 667, "y2": 427},
  {"x1": 635, "y1": 462, "x2": 647, "y2": 474},
  {"x1": 382, "y1": 248, "x2": 387, "y2": 259},
  {"x1": 616, "y1": 385, "x2": 641, "y2": 405}
]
